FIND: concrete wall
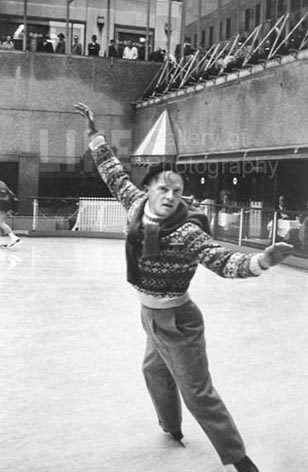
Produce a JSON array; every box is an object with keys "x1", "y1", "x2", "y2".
[
  {"x1": 133, "y1": 53, "x2": 308, "y2": 155},
  {"x1": 0, "y1": 50, "x2": 161, "y2": 211}
]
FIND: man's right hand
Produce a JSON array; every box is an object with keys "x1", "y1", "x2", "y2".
[{"x1": 74, "y1": 102, "x2": 97, "y2": 136}]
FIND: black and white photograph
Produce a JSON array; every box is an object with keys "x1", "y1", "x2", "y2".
[{"x1": 1, "y1": 1, "x2": 308, "y2": 472}]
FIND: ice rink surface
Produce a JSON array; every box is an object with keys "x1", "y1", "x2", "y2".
[{"x1": 1, "y1": 238, "x2": 308, "y2": 472}]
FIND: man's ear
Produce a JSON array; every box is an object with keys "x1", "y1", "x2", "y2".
[{"x1": 143, "y1": 184, "x2": 150, "y2": 193}]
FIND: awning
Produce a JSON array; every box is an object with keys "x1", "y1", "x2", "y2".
[
  {"x1": 132, "y1": 109, "x2": 177, "y2": 161},
  {"x1": 177, "y1": 145, "x2": 308, "y2": 164}
]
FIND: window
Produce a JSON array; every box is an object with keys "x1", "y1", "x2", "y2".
[
  {"x1": 226, "y1": 18, "x2": 231, "y2": 39},
  {"x1": 291, "y1": 0, "x2": 301, "y2": 10},
  {"x1": 219, "y1": 21, "x2": 223, "y2": 41},
  {"x1": 209, "y1": 26, "x2": 214, "y2": 46},
  {"x1": 0, "y1": 15, "x2": 85, "y2": 52},
  {"x1": 266, "y1": 0, "x2": 272, "y2": 20},
  {"x1": 115, "y1": 25, "x2": 154, "y2": 58},
  {"x1": 201, "y1": 29, "x2": 206, "y2": 48},
  {"x1": 255, "y1": 3, "x2": 261, "y2": 26},
  {"x1": 245, "y1": 9, "x2": 250, "y2": 31},
  {"x1": 194, "y1": 33, "x2": 197, "y2": 49},
  {"x1": 278, "y1": 0, "x2": 287, "y2": 16}
]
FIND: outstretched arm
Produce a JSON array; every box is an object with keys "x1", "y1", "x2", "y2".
[
  {"x1": 193, "y1": 225, "x2": 294, "y2": 278},
  {"x1": 74, "y1": 102, "x2": 144, "y2": 211}
]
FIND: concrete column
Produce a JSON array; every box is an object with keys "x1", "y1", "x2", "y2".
[{"x1": 18, "y1": 154, "x2": 40, "y2": 215}]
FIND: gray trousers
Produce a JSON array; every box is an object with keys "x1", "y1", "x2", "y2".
[{"x1": 141, "y1": 299, "x2": 246, "y2": 465}]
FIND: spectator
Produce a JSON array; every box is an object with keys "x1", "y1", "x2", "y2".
[
  {"x1": 174, "y1": 39, "x2": 194, "y2": 62},
  {"x1": 71, "y1": 35, "x2": 82, "y2": 55},
  {"x1": 122, "y1": 40, "x2": 138, "y2": 60},
  {"x1": 88, "y1": 35, "x2": 100, "y2": 56},
  {"x1": 55, "y1": 33, "x2": 66, "y2": 54},
  {"x1": 2, "y1": 34, "x2": 15, "y2": 51},
  {"x1": 138, "y1": 38, "x2": 146, "y2": 61},
  {"x1": 37, "y1": 35, "x2": 54, "y2": 53},
  {"x1": 149, "y1": 48, "x2": 165, "y2": 62},
  {"x1": 108, "y1": 39, "x2": 118, "y2": 58},
  {"x1": 174, "y1": 43, "x2": 181, "y2": 62}
]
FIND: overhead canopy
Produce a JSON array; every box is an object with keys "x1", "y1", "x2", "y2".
[
  {"x1": 132, "y1": 109, "x2": 177, "y2": 159},
  {"x1": 177, "y1": 145, "x2": 308, "y2": 164}
]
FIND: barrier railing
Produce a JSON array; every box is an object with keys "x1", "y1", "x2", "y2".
[
  {"x1": 7, "y1": 197, "x2": 308, "y2": 258},
  {"x1": 28, "y1": 196, "x2": 127, "y2": 233},
  {"x1": 201, "y1": 202, "x2": 308, "y2": 258}
]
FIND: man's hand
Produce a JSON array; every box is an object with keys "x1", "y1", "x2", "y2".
[
  {"x1": 259, "y1": 242, "x2": 294, "y2": 268},
  {"x1": 74, "y1": 102, "x2": 97, "y2": 136}
]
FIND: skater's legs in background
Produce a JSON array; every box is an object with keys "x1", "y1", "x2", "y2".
[{"x1": 0, "y1": 211, "x2": 20, "y2": 247}]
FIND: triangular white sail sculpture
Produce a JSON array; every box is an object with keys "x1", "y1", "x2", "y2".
[{"x1": 132, "y1": 109, "x2": 177, "y2": 158}]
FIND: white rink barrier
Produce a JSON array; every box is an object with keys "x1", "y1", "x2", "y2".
[{"x1": 72, "y1": 198, "x2": 127, "y2": 232}]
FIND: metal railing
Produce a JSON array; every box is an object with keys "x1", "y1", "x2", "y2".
[
  {"x1": 29, "y1": 196, "x2": 127, "y2": 233},
  {"x1": 6, "y1": 196, "x2": 308, "y2": 258},
  {"x1": 201, "y1": 201, "x2": 308, "y2": 258}
]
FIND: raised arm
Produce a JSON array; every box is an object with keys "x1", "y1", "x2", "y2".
[{"x1": 74, "y1": 102, "x2": 144, "y2": 211}]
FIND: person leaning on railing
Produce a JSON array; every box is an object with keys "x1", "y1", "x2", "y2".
[{"x1": 74, "y1": 102, "x2": 293, "y2": 472}]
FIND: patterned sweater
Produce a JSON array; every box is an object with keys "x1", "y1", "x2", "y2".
[{"x1": 89, "y1": 134, "x2": 266, "y2": 308}]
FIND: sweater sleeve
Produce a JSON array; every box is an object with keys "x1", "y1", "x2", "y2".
[
  {"x1": 89, "y1": 133, "x2": 144, "y2": 211},
  {"x1": 186, "y1": 224, "x2": 268, "y2": 278}
]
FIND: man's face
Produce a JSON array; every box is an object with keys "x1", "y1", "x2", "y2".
[{"x1": 147, "y1": 171, "x2": 184, "y2": 218}]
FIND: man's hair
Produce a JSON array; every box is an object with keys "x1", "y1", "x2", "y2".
[{"x1": 141, "y1": 162, "x2": 179, "y2": 187}]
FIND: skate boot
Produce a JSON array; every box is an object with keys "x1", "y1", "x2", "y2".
[
  {"x1": 234, "y1": 455, "x2": 259, "y2": 472},
  {"x1": 163, "y1": 428, "x2": 185, "y2": 447}
]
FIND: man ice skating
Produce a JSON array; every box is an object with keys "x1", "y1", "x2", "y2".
[{"x1": 74, "y1": 102, "x2": 293, "y2": 472}]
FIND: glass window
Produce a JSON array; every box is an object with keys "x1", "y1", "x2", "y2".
[
  {"x1": 226, "y1": 18, "x2": 231, "y2": 39},
  {"x1": 209, "y1": 26, "x2": 214, "y2": 46},
  {"x1": 115, "y1": 25, "x2": 154, "y2": 58},
  {"x1": 201, "y1": 29, "x2": 206, "y2": 48},
  {"x1": 245, "y1": 8, "x2": 250, "y2": 31},
  {"x1": 255, "y1": 3, "x2": 261, "y2": 26},
  {"x1": 0, "y1": 15, "x2": 85, "y2": 53},
  {"x1": 291, "y1": 0, "x2": 301, "y2": 10},
  {"x1": 266, "y1": 0, "x2": 272, "y2": 20},
  {"x1": 278, "y1": 0, "x2": 287, "y2": 16},
  {"x1": 194, "y1": 33, "x2": 197, "y2": 48}
]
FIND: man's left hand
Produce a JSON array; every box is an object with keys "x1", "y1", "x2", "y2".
[{"x1": 259, "y1": 242, "x2": 294, "y2": 268}]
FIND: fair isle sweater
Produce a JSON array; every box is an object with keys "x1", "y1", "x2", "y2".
[{"x1": 89, "y1": 134, "x2": 267, "y2": 309}]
